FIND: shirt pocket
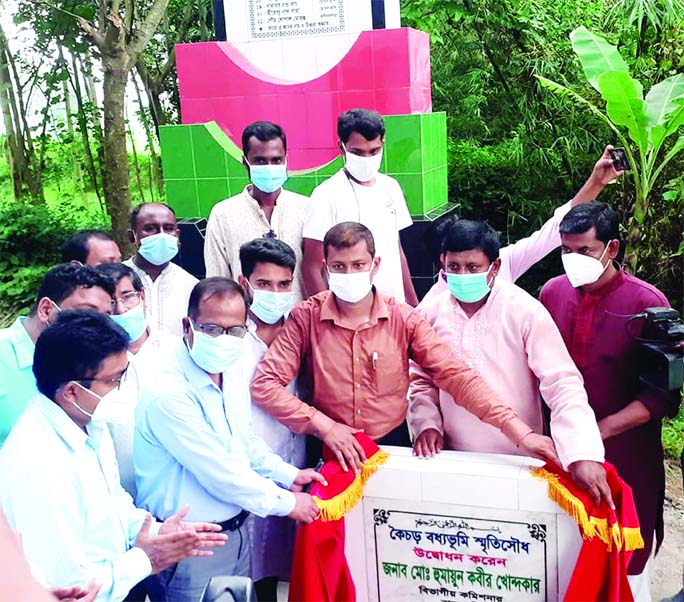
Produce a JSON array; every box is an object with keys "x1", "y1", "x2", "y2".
[{"x1": 374, "y1": 353, "x2": 405, "y2": 397}]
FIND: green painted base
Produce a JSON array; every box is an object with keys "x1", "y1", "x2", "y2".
[{"x1": 160, "y1": 113, "x2": 448, "y2": 218}]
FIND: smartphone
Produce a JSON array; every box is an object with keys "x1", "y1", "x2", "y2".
[{"x1": 609, "y1": 147, "x2": 631, "y2": 172}]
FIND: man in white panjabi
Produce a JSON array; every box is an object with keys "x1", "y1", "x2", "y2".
[
  {"x1": 237, "y1": 238, "x2": 305, "y2": 601},
  {"x1": 204, "y1": 121, "x2": 308, "y2": 303}
]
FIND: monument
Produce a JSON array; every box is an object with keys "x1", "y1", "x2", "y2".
[
  {"x1": 343, "y1": 447, "x2": 582, "y2": 601},
  {"x1": 160, "y1": 0, "x2": 452, "y2": 294}
]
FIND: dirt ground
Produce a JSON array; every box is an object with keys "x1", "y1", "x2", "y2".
[{"x1": 652, "y1": 458, "x2": 684, "y2": 601}]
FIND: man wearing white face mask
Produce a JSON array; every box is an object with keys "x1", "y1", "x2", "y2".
[
  {"x1": 302, "y1": 108, "x2": 419, "y2": 305},
  {"x1": 0, "y1": 311, "x2": 227, "y2": 602},
  {"x1": 204, "y1": 121, "x2": 308, "y2": 303},
  {"x1": 540, "y1": 202, "x2": 681, "y2": 601},
  {"x1": 96, "y1": 262, "x2": 180, "y2": 498},
  {"x1": 252, "y1": 222, "x2": 561, "y2": 474},
  {"x1": 134, "y1": 277, "x2": 325, "y2": 602},
  {"x1": 236, "y1": 238, "x2": 306, "y2": 600},
  {"x1": 124, "y1": 202, "x2": 198, "y2": 337}
]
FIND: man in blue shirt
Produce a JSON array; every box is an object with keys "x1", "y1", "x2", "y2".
[
  {"x1": 0, "y1": 311, "x2": 227, "y2": 602},
  {"x1": 0, "y1": 263, "x2": 116, "y2": 447},
  {"x1": 135, "y1": 277, "x2": 324, "y2": 602}
]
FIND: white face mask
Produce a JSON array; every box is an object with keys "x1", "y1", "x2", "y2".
[
  {"x1": 188, "y1": 328, "x2": 245, "y2": 374},
  {"x1": 343, "y1": 144, "x2": 383, "y2": 183},
  {"x1": 561, "y1": 244, "x2": 611, "y2": 288},
  {"x1": 327, "y1": 269, "x2": 373, "y2": 303},
  {"x1": 71, "y1": 381, "x2": 137, "y2": 425}
]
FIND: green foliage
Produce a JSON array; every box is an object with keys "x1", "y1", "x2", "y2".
[
  {"x1": 0, "y1": 200, "x2": 108, "y2": 321},
  {"x1": 662, "y1": 406, "x2": 684, "y2": 459}
]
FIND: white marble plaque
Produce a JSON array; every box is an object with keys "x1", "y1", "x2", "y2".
[
  {"x1": 364, "y1": 497, "x2": 557, "y2": 602},
  {"x1": 249, "y1": 0, "x2": 345, "y2": 39}
]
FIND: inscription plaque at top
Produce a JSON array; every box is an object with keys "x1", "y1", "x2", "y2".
[{"x1": 249, "y1": 0, "x2": 346, "y2": 39}]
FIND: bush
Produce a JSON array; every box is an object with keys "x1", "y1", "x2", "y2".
[{"x1": 0, "y1": 200, "x2": 108, "y2": 324}]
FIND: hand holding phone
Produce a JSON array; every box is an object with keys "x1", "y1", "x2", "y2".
[{"x1": 609, "y1": 147, "x2": 631, "y2": 172}]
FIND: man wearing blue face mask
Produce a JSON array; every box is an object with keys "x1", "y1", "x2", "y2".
[
  {"x1": 407, "y1": 219, "x2": 611, "y2": 508},
  {"x1": 134, "y1": 277, "x2": 325, "y2": 602},
  {"x1": 96, "y1": 262, "x2": 180, "y2": 499},
  {"x1": 0, "y1": 311, "x2": 227, "y2": 601},
  {"x1": 204, "y1": 121, "x2": 308, "y2": 304},
  {"x1": 236, "y1": 238, "x2": 305, "y2": 600},
  {"x1": 124, "y1": 202, "x2": 198, "y2": 337}
]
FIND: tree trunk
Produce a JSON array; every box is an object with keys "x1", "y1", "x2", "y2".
[
  {"x1": 71, "y1": 53, "x2": 105, "y2": 209},
  {"x1": 0, "y1": 25, "x2": 33, "y2": 202},
  {"x1": 133, "y1": 68, "x2": 163, "y2": 194},
  {"x1": 103, "y1": 64, "x2": 134, "y2": 252},
  {"x1": 58, "y1": 47, "x2": 86, "y2": 204}
]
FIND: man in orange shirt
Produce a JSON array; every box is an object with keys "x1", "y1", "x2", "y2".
[{"x1": 251, "y1": 222, "x2": 558, "y2": 472}]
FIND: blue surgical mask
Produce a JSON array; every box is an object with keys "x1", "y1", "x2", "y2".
[
  {"x1": 246, "y1": 160, "x2": 288, "y2": 194},
  {"x1": 248, "y1": 282, "x2": 294, "y2": 324},
  {"x1": 137, "y1": 232, "x2": 178, "y2": 265},
  {"x1": 188, "y1": 328, "x2": 245, "y2": 374},
  {"x1": 111, "y1": 304, "x2": 147, "y2": 342},
  {"x1": 446, "y1": 265, "x2": 494, "y2": 303}
]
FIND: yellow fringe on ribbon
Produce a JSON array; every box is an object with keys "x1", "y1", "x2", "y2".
[
  {"x1": 313, "y1": 449, "x2": 390, "y2": 522},
  {"x1": 531, "y1": 467, "x2": 644, "y2": 552}
]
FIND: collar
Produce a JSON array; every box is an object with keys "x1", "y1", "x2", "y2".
[
  {"x1": 127, "y1": 256, "x2": 172, "y2": 281},
  {"x1": 243, "y1": 185, "x2": 283, "y2": 207},
  {"x1": 579, "y1": 265, "x2": 625, "y2": 300},
  {"x1": 319, "y1": 288, "x2": 390, "y2": 326},
  {"x1": 33, "y1": 393, "x2": 101, "y2": 453},
  {"x1": 8, "y1": 317, "x2": 35, "y2": 370},
  {"x1": 175, "y1": 338, "x2": 219, "y2": 391}
]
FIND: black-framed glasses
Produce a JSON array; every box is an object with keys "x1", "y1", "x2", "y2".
[
  {"x1": 191, "y1": 319, "x2": 247, "y2": 339},
  {"x1": 76, "y1": 363, "x2": 130, "y2": 390},
  {"x1": 263, "y1": 229, "x2": 277, "y2": 239}
]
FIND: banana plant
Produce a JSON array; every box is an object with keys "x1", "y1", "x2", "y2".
[{"x1": 536, "y1": 26, "x2": 684, "y2": 272}]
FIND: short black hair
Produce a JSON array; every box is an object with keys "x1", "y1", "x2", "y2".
[
  {"x1": 95, "y1": 262, "x2": 143, "y2": 292},
  {"x1": 60, "y1": 230, "x2": 115, "y2": 264},
  {"x1": 442, "y1": 220, "x2": 501, "y2": 263},
  {"x1": 33, "y1": 310, "x2": 129, "y2": 400},
  {"x1": 241, "y1": 121, "x2": 287, "y2": 155},
  {"x1": 323, "y1": 221, "x2": 376, "y2": 258},
  {"x1": 337, "y1": 109, "x2": 385, "y2": 144},
  {"x1": 425, "y1": 213, "x2": 460, "y2": 265},
  {"x1": 188, "y1": 277, "x2": 249, "y2": 321},
  {"x1": 239, "y1": 238, "x2": 296, "y2": 279},
  {"x1": 130, "y1": 202, "x2": 177, "y2": 230},
  {"x1": 559, "y1": 201, "x2": 620, "y2": 244},
  {"x1": 35, "y1": 263, "x2": 115, "y2": 308}
]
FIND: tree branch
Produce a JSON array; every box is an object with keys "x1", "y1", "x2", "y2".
[{"x1": 129, "y1": 0, "x2": 171, "y2": 59}]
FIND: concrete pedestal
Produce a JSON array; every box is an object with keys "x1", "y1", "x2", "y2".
[{"x1": 344, "y1": 447, "x2": 582, "y2": 601}]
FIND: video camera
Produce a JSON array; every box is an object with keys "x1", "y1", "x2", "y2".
[{"x1": 639, "y1": 307, "x2": 684, "y2": 391}]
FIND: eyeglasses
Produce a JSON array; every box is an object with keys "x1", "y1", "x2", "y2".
[
  {"x1": 113, "y1": 291, "x2": 142, "y2": 310},
  {"x1": 191, "y1": 319, "x2": 247, "y2": 339},
  {"x1": 263, "y1": 230, "x2": 277, "y2": 239},
  {"x1": 76, "y1": 363, "x2": 130, "y2": 390}
]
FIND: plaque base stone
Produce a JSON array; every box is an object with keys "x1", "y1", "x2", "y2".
[{"x1": 344, "y1": 447, "x2": 582, "y2": 602}]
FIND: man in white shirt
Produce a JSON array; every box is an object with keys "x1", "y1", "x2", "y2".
[
  {"x1": 237, "y1": 238, "x2": 305, "y2": 600},
  {"x1": 302, "y1": 108, "x2": 419, "y2": 305},
  {"x1": 134, "y1": 278, "x2": 324, "y2": 602},
  {"x1": 204, "y1": 121, "x2": 308, "y2": 303},
  {"x1": 0, "y1": 311, "x2": 226, "y2": 602},
  {"x1": 124, "y1": 202, "x2": 198, "y2": 337},
  {"x1": 96, "y1": 262, "x2": 179, "y2": 498}
]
